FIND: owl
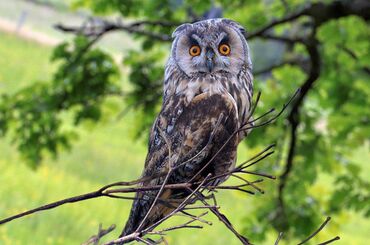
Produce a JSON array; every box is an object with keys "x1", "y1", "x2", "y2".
[{"x1": 120, "y1": 18, "x2": 253, "y2": 241}]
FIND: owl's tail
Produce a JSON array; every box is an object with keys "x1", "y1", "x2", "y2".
[
  {"x1": 119, "y1": 195, "x2": 150, "y2": 244},
  {"x1": 119, "y1": 189, "x2": 177, "y2": 244}
]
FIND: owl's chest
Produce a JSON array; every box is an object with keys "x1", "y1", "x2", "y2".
[
  {"x1": 175, "y1": 75, "x2": 250, "y2": 121},
  {"x1": 175, "y1": 75, "x2": 231, "y2": 100}
]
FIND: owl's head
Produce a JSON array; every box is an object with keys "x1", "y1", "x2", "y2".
[{"x1": 170, "y1": 19, "x2": 252, "y2": 77}]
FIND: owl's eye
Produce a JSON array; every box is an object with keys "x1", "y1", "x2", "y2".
[
  {"x1": 189, "y1": 45, "x2": 201, "y2": 56},
  {"x1": 219, "y1": 44, "x2": 231, "y2": 56}
]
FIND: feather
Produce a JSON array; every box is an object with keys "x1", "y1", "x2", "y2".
[
  {"x1": 121, "y1": 93, "x2": 239, "y2": 240},
  {"x1": 120, "y1": 18, "x2": 253, "y2": 243}
]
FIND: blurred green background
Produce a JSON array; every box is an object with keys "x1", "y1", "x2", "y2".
[{"x1": 0, "y1": 0, "x2": 369, "y2": 244}]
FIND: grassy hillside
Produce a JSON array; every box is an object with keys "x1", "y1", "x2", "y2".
[
  {"x1": 0, "y1": 0, "x2": 134, "y2": 54},
  {"x1": 0, "y1": 30, "x2": 369, "y2": 245}
]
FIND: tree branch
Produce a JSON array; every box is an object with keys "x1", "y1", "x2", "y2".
[
  {"x1": 272, "y1": 0, "x2": 370, "y2": 223},
  {"x1": 277, "y1": 35, "x2": 320, "y2": 218},
  {"x1": 54, "y1": 19, "x2": 173, "y2": 42},
  {"x1": 274, "y1": 217, "x2": 340, "y2": 245},
  {"x1": 82, "y1": 224, "x2": 116, "y2": 245},
  {"x1": 247, "y1": 9, "x2": 307, "y2": 39},
  {"x1": 247, "y1": 0, "x2": 370, "y2": 40},
  {"x1": 337, "y1": 44, "x2": 370, "y2": 75}
]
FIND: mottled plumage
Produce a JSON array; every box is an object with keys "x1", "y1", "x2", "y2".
[{"x1": 121, "y1": 18, "x2": 253, "y2": 241}]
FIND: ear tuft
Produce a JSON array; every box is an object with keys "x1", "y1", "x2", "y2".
[
  {"x1": 172, "y1": 23, "x2": 192, "y2": 39},
  {"x1": 222, "y1": 19, "x2": 247, "y2": 35}
]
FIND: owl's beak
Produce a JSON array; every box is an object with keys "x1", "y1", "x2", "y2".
[{"x1": 206, "y1": 49, "x2": 215, "y2": 72}]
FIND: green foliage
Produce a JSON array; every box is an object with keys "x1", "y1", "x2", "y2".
[
  {"x1": 240, "y1": 15, "x2": 370, "y2": 242},
  {"x1": 0, "y1": 35, "x2": 119, "y2": 167},
  {"x1": 330, "y1": 171, "x2": 370, "y2": 217},
  {"x1": 123, "y1": 49, "x2": 165, "y2": 137}
]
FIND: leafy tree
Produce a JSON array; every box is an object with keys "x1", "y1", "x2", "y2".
[{"x1": 0, "y1": 0, "x2": 369, "y2": 242}]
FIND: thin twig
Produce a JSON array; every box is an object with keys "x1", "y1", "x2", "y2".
[
  {"x1": 82, "y1": 224, "x2": 116, "y2": 245},
  {"x1": 274, "y1": 232, "x2": 284, "y2": 245},
  {"x1": 297, "y1": 217, "x2": 332, "y2": 245},
  {"x1": 317, "y1": 236, "x2": 340, "y2": 245}
]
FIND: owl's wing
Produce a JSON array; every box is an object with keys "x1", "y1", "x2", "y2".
[
  {"x1": 146, "y1": 92, "x2": 239, "y2": 178},
  {"x1": 121, "y1": 92, "x2": 240, "y2": 238}
]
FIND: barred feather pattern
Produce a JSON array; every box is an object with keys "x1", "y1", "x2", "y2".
[{"x1": 120, "y1": 19, "x2": 253, "y2": 242}]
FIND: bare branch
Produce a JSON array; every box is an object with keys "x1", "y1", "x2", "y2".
[
  {"x1": 202, "y1": 201, "x2": 251, "y2": 245},
  {"x1": 55, "y1": 19, "x2": 172, "y2": 42},
  {"x1": 318, "y1": 236, "x2": 341, "y2": 245},
  {"x1": 247, "y1": 9, "x2": 307, "y2": 39},
  {"x1": 82, "y1": 224, "x2": 116, "y2": 245},
  {"x1": 277, "y1": 36, "x2": 320, "y2": 216},
  {"x1": 247, "y1": 0, "x2": 370, "y2": 41},
  {"x1": 274, "y1": 232, "x2": 284, "y2": 245},
  {"x1": 337, "y1": 44, "x2": 370, "y2": 75},
  {"x1": 0, "y1": 190, "x2": 103, "y2": 225},
  {"x1": 297, "y1": 217, "x2": 332, "y2": 245},
  {"x1": 273, "y1": 217, "x2": 339, "y2": 245}
]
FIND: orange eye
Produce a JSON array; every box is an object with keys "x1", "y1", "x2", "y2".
[
  {"x1": 219, "y1": 44, "x2": 231, "y2": 55},
  {"x1": 189, "y1": 45, "x2": 201, "y2": 56}
]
